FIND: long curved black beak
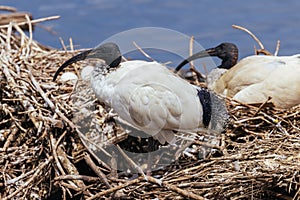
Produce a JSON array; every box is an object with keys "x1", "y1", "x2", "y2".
[
  {"x1": 175, "y1": 48, "x2": 218, "y2": 72},
  {"x1": 53, "y1": 49, "x2": 92, "y2": 81}
]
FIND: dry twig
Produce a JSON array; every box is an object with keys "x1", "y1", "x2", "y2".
[{"x1": 232, "y1": 24, "x2": 273, "y2": 55}]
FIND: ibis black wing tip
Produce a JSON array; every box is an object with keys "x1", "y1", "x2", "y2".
[{"x1": 52, "y1": 49, "x2": 92, "y2": 81}]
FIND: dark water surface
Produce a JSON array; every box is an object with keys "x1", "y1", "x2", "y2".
[{"x1": 3, "y1": 0, "x2": 300, "y2": 61}]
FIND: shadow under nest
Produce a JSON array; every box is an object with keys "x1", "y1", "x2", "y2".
[{"x1": 0, "y1": 25, "x2": 299, "y2": 200}]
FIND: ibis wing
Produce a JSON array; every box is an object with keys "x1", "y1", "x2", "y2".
[
  {"x1": 128, "y1": 83, "x2": 182, "y2": 131},
  {"x1": 112, "y1": 82, "x2": 183, "y2": 144},
  {"x1": 233, "y1": 60, "x2": 300, "y2": 108},
  {"x1": 108, "y1": 61, "x2": 202, "y2": 143},
  {"x1": 229, "y1": 55, "x2": 300, "y2": 108},
  {"x1": 214, "y1": 55, "x2": 281, "y2": 96}
]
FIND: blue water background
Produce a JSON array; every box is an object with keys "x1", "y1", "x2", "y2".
[{"x1": 3, "y1": 0, "x2": 300, "y2": 65}]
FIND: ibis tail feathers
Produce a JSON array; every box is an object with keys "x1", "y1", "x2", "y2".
[{"x1": 209, "y1": 91, "x2": 229, "y2": 133}]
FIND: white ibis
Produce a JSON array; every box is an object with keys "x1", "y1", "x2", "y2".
[
  {"x1": 53, "y1": 43, "x2": 229, "y2": 144},
  {"x1": 175, "y1": 43, "x2": 300, "y2": 109}
]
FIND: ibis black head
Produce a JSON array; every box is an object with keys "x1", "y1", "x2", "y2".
[
  {"x1": 175, "y1": 43, "x2": 238, "y2": 72},
  {"x1": 53, "y1": 42, "x2": 122, "y2": 81}
]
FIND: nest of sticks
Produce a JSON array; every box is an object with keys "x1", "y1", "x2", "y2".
[{"x1": 0, "y1": 17, "x2": 299, "y2": 200}]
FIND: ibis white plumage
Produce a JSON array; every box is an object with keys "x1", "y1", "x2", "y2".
[
  {"x1": 53, "y1": 43, "x2": 228, "y2": 144},
  {"x1": 176, "y1": 43, "x2": 300, "y2": 109}
]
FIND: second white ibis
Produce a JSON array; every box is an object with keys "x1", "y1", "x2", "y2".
[{"x1": 176, "y1": 43, "x2": 300, "y2": 109}]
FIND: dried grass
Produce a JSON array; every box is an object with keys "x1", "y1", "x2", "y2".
[{"x1": 0, "y1": 18, "x2": 299, "y2": 200}]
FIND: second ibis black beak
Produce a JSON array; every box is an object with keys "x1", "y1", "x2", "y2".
[
  {"x1": 53, "y1": 42, "x2": 122, "y2": 81},
  {"x1": 175, "y1": 48, "x2": 217, "y2": 72},
  {"x1": 175, "y1": 43, "x2": 238, "y2": 73}
]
